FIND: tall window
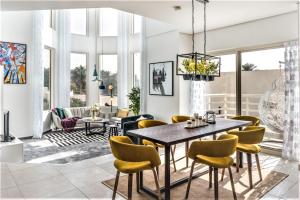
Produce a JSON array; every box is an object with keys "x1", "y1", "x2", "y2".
[
  {"x1": 133, "y1": 52, "x2": 141, "y2": 87},
  {"x1": 70, "y1": 53, "x2": 87, "y2": 107},
  {"x1": 99, "y1": 54, "x2": 118, "y2": 106},
  {"x1": 133, "y1": 14, "x2": 142, "y2": 34},
  {"x1": 70, "y1": 9, "x2": 87, "y2": 35},
  {"x1": 99, "y1": 8, "x2": 118, "y2": 36},
  {"x1": 43, "y1": 48, "x2": 51, "y2": 110}
]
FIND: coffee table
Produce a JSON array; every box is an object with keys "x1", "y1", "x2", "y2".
[{"x1": 81, "y1": 117, "x2": 109, "y2": 136}]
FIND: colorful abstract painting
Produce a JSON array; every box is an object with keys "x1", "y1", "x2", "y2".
[{"x1": 0, "y1": 42, "x2": 26, "y2": 84}]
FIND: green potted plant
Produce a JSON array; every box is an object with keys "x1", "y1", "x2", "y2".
[{"x1": 128, "y1": 87, "x2": 140, "y2": 116}]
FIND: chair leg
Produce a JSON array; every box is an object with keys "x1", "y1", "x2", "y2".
[
  {"x1": 228, "y1": 167, "x2": 237, "y2": 200},
  {"x1": 185, "y1": 141, "x2": 189, "y2": 168},
  {"x1": 255, "y1": 154, "x2": 263, "y2": 182},
  {"x1": 214, "y1": 168, "x2": 219, "y2": 200},
  {"x1": 152, "y1": 168, "x2": 162, "y2": 200},
  {"x1": 112, "y1": 171, "x2": 120, "y2": 200},
  {"x1": 185, "y1": 161, "x2": 195, "y2": 199},
  {"x1": 246, "y1": 153, "x2": 253, "y2": 189},
  {"x1": 128, "y1": 174, "x2": 133, "y2": 200},
  {"x1": 221, "y1": 168, "x2": 225, "y2": 181},
  {"x1": 236, "y1": 151, "x2": 240, "y2": 173},
  {"x1": 209, "y1": 166, "x2": 212, "y2": 188},
  {"x1": 136, "y1": 172, "x2": 140, "y2": 193}
]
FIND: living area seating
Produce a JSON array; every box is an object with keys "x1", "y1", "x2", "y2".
[{"x1": 109, "y1": 136, "x2": 161, "y2": 200}]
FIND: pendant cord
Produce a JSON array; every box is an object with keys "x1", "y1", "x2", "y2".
[
  {"x1": 192, "y1": 0, "x2": 195, "y2": 53},
  {"x1": 203, "y1": 1, "x2": 207, "y2": 56}
]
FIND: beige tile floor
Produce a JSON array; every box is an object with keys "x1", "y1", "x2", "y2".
[{"x1": 1, "y1": 149, "x2": 299, "y2": 199}]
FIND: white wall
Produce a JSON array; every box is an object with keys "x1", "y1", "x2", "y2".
[
  {"x1": 1, "y1": 11, "x2": 34, "y2": 138},
  {"x1": 145, "y1": 19, "x2": 180, "y2": 122}
]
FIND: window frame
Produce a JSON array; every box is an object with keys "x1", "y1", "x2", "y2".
[
  {"x1": 70, "y1": 8, "x2": 88, "y2": 36},
  {"x1": 99, "y1": 8, "x2": 119, "y2": 37},
  {"x1": 70, "y1": 51, "x2": 89, "y2": 107},
  {"x1": 133, "y1": 52, "x2": 141, "y2": 87},
  {"x1": 132, "y1": 14, "x2": 142, "y2": 35}
]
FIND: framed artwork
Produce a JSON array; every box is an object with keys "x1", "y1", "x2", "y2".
[
  {"x1": 0, "y1": 41, "x2": 27, "y2": 84},
  {"x1": 149, "y1": 61, "x2": 173, "y2": 96}
]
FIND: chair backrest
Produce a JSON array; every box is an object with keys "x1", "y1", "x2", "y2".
[
  {"x1": 231, "y1": 115, "x2": 260, "y2": 126},
  {"x1": 188, "y1": 134, "x2": 238, "y2": 158},
  {"x1": 228, "y1": 126, "x2": 265, "y2": 144},
  {"x1": 109, "y1": 136, "x2": 161, "y2": 167},
  {"x1": 138, "y1": 119, "x2": 167, "y2": 129},
  {"x1": 171, "y1": 115, "x2": 190, "y2": 123}
]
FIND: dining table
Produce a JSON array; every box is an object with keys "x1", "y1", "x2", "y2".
[{"x1": 127, "y1": 118, "x2": 251, "y2": 200}]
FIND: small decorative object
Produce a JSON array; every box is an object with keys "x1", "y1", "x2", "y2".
[
  {"x1": 90, "y1": 104, "x2": 100, "y2": 120},
  {"x1": 186, "y1": 120, "x2": 193, "y2": 128},
  {"x1": 108, "y1": 83, "x2": 114, "y2": 112},
  {"x1": 92, "y1": 64, "x2": 106, "y2": 92},
  {"x1": 149, "y1": 61, "x2": 173, "y2": 96},
  {"x1": 0, "y1": 42, "x2": 26, "y2": 84},
  {"x1": 204, "y1": 111, "x2": 216, "y2": 124},
  {"x1": 176, "y1": 0, "x2": 221, "y2": 81}
]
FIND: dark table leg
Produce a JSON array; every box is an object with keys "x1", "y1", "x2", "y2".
[
  {"x1": 138, "y1": 138, "x2": 144, "y2": 189},
  {"x1": 165, "y1": 145, "x2": 171, "y2": 200},
  {"x1": 85, "y1": 122, "x2": 89, "y2": 135}
]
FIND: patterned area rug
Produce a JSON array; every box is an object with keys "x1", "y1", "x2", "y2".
[
  {"x1": 22, "y1": 128, "x2": 112, "y2": 164},
  {"x1": 102, "y1": 162, "x2": 288, "y2": 200},
  {"x1": 43, "y1": 128, "x2": 108, "y2": 147}
]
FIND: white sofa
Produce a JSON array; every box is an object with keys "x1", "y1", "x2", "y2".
[{"x1": 43, "y1": 106, "x2": 118, "y2": 132}]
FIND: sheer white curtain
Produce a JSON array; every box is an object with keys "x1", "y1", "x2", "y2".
[
  {"x1": 139, "y1": 17, "x2": 147, "y2": 114},
  {"x1": 54, "y1": 10, "x2": 71, "y2": 108},
  {"x1": 117, "y1": 11, "x2": 129, "y2": 108},
  {"x1": 190, "y1": 81, "x2": 207, "y2": 116},
  {"x1": 283, "y1": 41, "x2": 299, "y2": 161},
  {"x1": 32, "y1": 11, "x2": 45, "y2": 138}
]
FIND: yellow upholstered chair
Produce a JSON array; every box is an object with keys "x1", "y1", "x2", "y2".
[
  {"x1": 231, "y1": 115, "x2": 260, "y2": 127},
  {"x1": 138, "y1": 120, "x2": 177, "y2": 173},
  {"x1": 226, "y1": 126, "x2": 265, "y2": 189},
  {"x1": 109, "y1": 136, "x2": 161, "y2": 200},
  {"x1": 171, "y1": 115, "x2": 191, "y2": 168},
  {"x1": 185, "y1": 134, "x2": 238, "y2": 200}
]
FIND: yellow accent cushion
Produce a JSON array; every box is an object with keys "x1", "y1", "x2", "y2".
[
  {"x1": 117, "y1": 109, "x2": 129, "y2": 118},
  {"x1": 114, "y1": 159, "x2": 152, "y2": 173},
  {"x1": 142, "y1": 139, "x2": 164, "y2": 148},
  {"x1": 195, "y1": 155, "x2": 234, "y2": 168},
  {"x1": 237, "y1": 143, "x2": 261, "y2": 154}
]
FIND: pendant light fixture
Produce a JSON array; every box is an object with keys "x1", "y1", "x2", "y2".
[
  {"x1": 93, "y1": 9, "x2": 106, "y2": 91},
  {"x1": 176, "y1": 0, "x2": 221, "y2": 81}
]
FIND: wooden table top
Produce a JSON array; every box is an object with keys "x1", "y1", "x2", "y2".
[{"x1": 127, "y1": 118, "x2": 251, "y2": 145}]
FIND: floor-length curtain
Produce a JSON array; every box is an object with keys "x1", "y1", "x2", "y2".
[
  {"x1": 32, "y1": 11, "x2": 45, "y2": 138},
  {"x1": 54, "y1": 10, "x2": 71, "y2": 108},
  {"x1": 190, "y1": 81, "x2": 207, "y2": 116},
  {"x1": 140, "y1": 17, "x2": 147, "y2": 114},
  {"x1": 283, "y1": 41, "x2": 299, "y2": 161},
  {"x1": 117, "y1": 11, "x2": 129, "y2": 108}
]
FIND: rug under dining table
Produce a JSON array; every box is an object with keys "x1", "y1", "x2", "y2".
[{"x1": 102, "y1": 161, "x2": 288, "y2": 200}]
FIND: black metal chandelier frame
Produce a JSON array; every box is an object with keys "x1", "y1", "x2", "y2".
[{"x1": 176, "y1": 0, "x2": 221, "y2": 81}]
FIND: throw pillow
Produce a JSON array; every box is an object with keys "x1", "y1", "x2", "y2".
[
  {"x1": 117, "y1": 109, "x2": 129, "y2": 118},
  {"x1": 136, "y1": 116, "x2": 147, "y2": 121},
  {"x1": 56, "y1": 108, "x2": 66, "y2": 119},
  {"x1": 63, "y1": 108, "x2": 73, "y2": 118}
]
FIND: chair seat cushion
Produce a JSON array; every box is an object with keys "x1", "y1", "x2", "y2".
[
  {"x1": 142, "y1": 139, "x2": 164, "y2": 148},
  {"x1": 237, "y1": 143, "x2": 261, "y2": 154},
  {"x1": 195, "y1": 155, "x2": 233, "y2": 168},
  {"x1": 114, "y1": 159, "x2": 152, "y2": 174}
]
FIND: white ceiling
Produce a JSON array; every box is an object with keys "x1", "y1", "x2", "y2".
[{"x1": 2, "y1": 1, "x2": 298, "y2": 33}]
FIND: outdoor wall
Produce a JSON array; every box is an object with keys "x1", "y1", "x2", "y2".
[
  {"x1": 145, "y1": 18, "x2": 180, "y2": 122},
  {"x1": 1, "y1": 11, "x2": 34, "y2": 138}
]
